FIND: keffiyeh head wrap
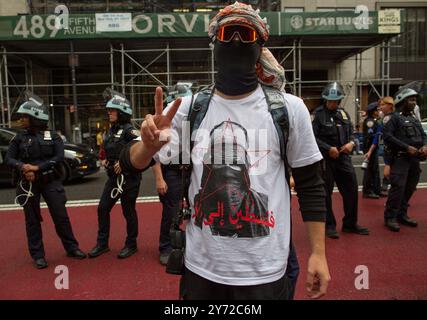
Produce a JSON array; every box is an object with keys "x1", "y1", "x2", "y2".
[{"x1": 208, "y1": 1, "x2": 286, "y2": 91}]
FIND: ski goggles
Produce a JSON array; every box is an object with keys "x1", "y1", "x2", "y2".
[{"x1": 216, "y1": 24, "x2": 258, "y2": 43}]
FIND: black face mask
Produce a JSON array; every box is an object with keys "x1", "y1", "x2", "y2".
[{"x1": 214, "y1": 41, "x2": 261, "y2": 96}]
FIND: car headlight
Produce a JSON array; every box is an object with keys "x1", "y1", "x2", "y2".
[{"x1": 65, "y1": 150, "x2": 84, "y2": 158}]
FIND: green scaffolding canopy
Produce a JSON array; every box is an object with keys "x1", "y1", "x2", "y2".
[{"x1": 0, "y1": 10, "x2": 404, "y2": 41}]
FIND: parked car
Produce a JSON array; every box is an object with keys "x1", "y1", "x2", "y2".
[
  {"x1": 422, "y1": 122, "x2": 427, "y2": 136},
  {"x1": 0, "y1": 128, "x2": 100, "y2": 185}
]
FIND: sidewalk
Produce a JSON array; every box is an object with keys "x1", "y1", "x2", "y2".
[{"x1": 0, "y1": 190, "x2": 426, "y2": 300}]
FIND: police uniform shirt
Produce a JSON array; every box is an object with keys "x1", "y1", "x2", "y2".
[
  {"x1": 363, "y1": 116, "x2": 380, "y2": 151},
  {"x1": 103, "y1": 123, "x2": 139, "y2": 163},
  {"x1": 382, "y1": 112, "x2": 427, "y2": 152},
  {"x1": 6, "y1": 130, "x2": 64, "y2": 172},
  {"x1": 312, "y1": 106, "x2": 354, "y2": 154}
]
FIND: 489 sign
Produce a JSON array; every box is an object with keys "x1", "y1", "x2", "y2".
[{"x1": 13, "y1": 5, "x2": 70, "y2": 39}]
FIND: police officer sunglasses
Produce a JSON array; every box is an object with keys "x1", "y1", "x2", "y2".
[{"x1": 217, "y1": 24, "x2": 258, "y2": 43}]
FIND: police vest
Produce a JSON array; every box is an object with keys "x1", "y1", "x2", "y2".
[
  {"x1": 315, "y1": 107, "x2": 352, "y2": 149},
  {"x1": 18, "y1": 130, "x2": 57, "y2": 164},
  {"x1": 104, "y1": 123, "x2": 133, "y2": 162},
  {"x1": 394, "y1": 113, "x2": 424, "y2": 149}
]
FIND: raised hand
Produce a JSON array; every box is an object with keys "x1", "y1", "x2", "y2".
[{"x1": 141, "y1": 87, "x2": 182, "y2": 152}]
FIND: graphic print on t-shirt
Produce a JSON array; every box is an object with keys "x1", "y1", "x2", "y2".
[{"x1": 193, "y1": 120, "x2": 275, "y2": 238}]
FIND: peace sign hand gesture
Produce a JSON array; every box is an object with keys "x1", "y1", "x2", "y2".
[{"x1": 141, "y1": 87, "x2": 182, "y2": 152}]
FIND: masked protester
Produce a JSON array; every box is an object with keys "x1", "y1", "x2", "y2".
[
  {"x1": 312, "y1": 82, "x2": 370, "y2": 239},
  {"x1": 88, "y1": 89, "x2": 141, "y2": 259},
  {"x1": 382, "y1": 88, "x2": 427, "y2": 232},
  {"x1": 120, "y1": 2, "x2": 330, "y2": 300},
  {"x1": 5, "y1": 92, "x2": 86, "y2": 269}
]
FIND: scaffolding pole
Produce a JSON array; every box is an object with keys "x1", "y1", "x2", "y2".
[
  {"x1": 298, "y1": 39, "x2": 302, "y2": 97},
  {"x1": 70, "y1": 41, "x2": 82, "y2": 143},
  {"x1": 166, "y1": 43, "x2": 171, "y2": 87},
  {"x1": 355, "y1": 53, "x2": 359, "y2": 123},
  {"x1": 3, "y1": 48, "x2": 11, "y2": 128},
  {"x1": 110, "y1": 43, "x2": 114, "y2": 89},
  {"x1": 359, "y1": 52, "x2": 363, "y2": 121},
  {"x1": 386, "y1": 41, "x2": 391, "y2": 96},
  {"x1": 0, "y1": 56, "x2": 4, "y2": 127},
  {"x1": 130, "y1": 62, "x2": 135, "y2": 110},
  {"x1": 291, "y1": 40, "x2": 297, "y2": 95},
  {"x1": 121, "y1": 43, "x2": 125, "y2": 94}
]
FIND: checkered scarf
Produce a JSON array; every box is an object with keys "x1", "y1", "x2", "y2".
[{"x1": 208, "y1": 1, "x2": 286, "y2": 91}]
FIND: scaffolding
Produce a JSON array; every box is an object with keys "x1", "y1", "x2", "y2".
[{"x1": 0, "y1": 39, "x2": 401, "y2": 141}]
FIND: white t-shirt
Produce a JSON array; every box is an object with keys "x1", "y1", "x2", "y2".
[{"x1": 158, "y1": 85, "x2": 322, "y2": 286}]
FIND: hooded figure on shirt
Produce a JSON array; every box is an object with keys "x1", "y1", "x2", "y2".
[{"x1": 193, "y1": 121, "x2": 272, "y2": 238}]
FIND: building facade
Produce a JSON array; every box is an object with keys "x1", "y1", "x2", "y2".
[
  {"x1": 281, "y1": 0, "x2": 427, "y2": 118},
  {"x1": 0, "y1": 0, "x2": 425, "y2": 145}
]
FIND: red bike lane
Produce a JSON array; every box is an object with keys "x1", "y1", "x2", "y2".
[{"x1": 0, "y1": 190, "x2": 426, "y2": 300}]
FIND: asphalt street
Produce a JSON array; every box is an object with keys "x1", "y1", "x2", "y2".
[{"x1": 0, "y1": 155, "x2": 426, "y2": 205}]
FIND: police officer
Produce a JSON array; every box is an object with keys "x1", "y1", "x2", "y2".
[
  {"x1": 152, "y1": 83, "x2": 192, "y2": 265},
  {"x1": 312, "y1": 82, "x2": 369, "y2": 239},
  {"x1": 382, "y1": 88, "x2": 427, "y2": 232},
  {"x1": 378, "y1": 96, "x2": 395, "y2": 191},
  {"x1": 362, "y1": 102, "x2": 383, "y2": 199},
  {"x1": 6, "y1": 93, "x2": 86, "y2": 269},
  {"x1": 88, "y1": 90, "x2": 141, "y2": 259}
]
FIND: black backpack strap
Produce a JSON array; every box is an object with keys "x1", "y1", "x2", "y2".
[
  {"x1": 261, "y1": 85, "x2": 290, "y2": 170},
  {"x1": 261, "y1": 85, "x2": 296, "y2": 257},
  {"x1": 178, "y1": 86, "x2": 215, "y2": 220},
  {"x1": 188, "y1": 85, "x2": 215, "y2": 154}
]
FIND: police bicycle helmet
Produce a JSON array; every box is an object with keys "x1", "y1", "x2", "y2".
[
  {"x1": 166, "y1": 83, "x2": 193, "y2": 104},
  {"x1": 394, "y1": 88, "x2": 418, "y2": 106},
  {"x1": 103, "y1": 88, "x2": 132, "y2": 116},
  {"x1": 321, "y1": 82, "x2": 345, "y2": 101},
  {"x1": 16, "y1": 91, "x2": 49, "y2": 121}
]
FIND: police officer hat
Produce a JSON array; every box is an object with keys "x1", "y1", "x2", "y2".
[
  {"x1": 366, "y1": 102, "x2": 378, "y2": 113},
  {"x1": 321, "y1": 82, "x2": 345, "y2": 101},
  {"x1": 103, "y1": 88, "x2": 132, "y2": 116},
  {"x1": 166, "y1": 83, "x2": 192, "y2": 103},
  {"x1": 16, "y1": 91, "x2": 49, "y2": 121}
]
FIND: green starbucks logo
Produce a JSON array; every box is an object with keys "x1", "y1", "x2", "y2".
[{"x1": 290, "y1": 15, "x2": 304, "y2": 29}]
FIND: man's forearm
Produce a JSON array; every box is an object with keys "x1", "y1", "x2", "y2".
[
  {"x1": 152, "y1": 162, "x2": 164, "y2": 181},
  {"x1": 306, "y1": 222, "x2": 326, "y2": 256},
  {"x1": 129, "y1": 141, "x2": 158, "y2": 170}
]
